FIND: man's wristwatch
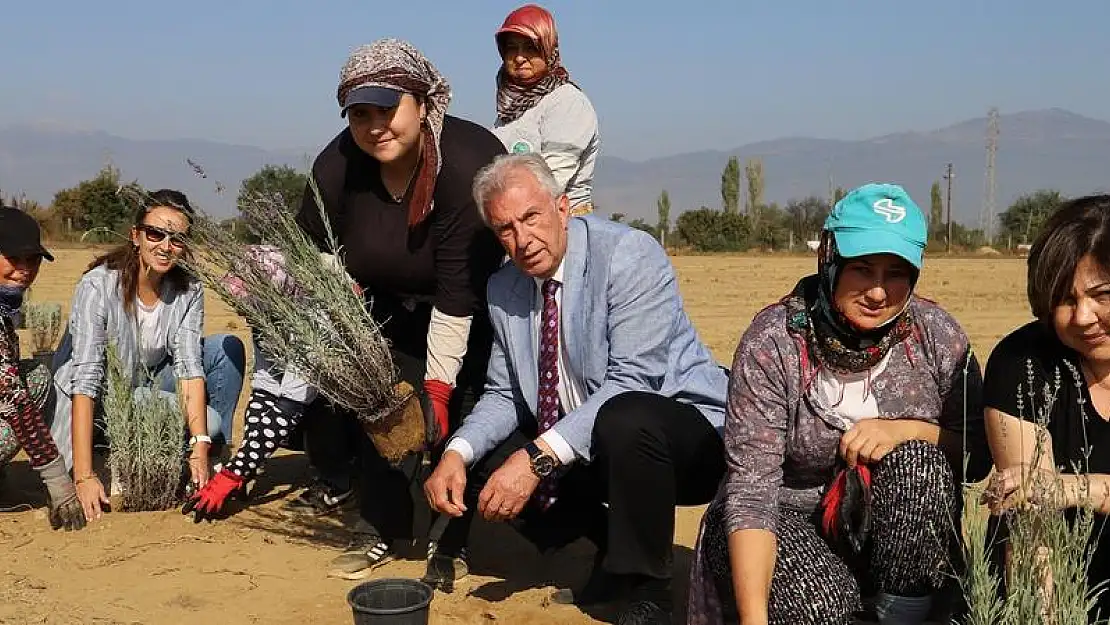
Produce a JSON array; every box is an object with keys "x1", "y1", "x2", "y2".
[{"x1": 524, "y1": 441, "x2": 557, "y2": 478}]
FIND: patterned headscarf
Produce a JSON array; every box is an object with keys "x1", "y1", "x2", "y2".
[
  {"x1": 495, "y1": 4, "x2": 575, "y2": 125},
  {"x1": 336, "y1": 38, "x2": 452, "y2": 228},
  {"x1": 784, "y1": 231, "x2": 918, "y2": 375}
]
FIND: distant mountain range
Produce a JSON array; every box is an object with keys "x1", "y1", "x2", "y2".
[{"x1": 3, "y1": 108, "x2": 1109, "y2": 225}]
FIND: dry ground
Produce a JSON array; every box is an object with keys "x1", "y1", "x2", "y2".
[{"x1": 0, "y1": 247, "x2": 1031, "y2": 625}]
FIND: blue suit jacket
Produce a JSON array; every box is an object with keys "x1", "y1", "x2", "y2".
[{"x1": 453, "y1": 215, "x2": 728, "y2": 462}]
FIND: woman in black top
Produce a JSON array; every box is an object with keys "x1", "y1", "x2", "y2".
[
  {"x1": 981, "y1": 194, "x2": 1110, "y2": 619},
  {"x1": 292, "y1": 39, "x2": 506, "y2": 584}
]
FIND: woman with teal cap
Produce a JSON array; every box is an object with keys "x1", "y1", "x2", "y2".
[{"x1": 686, "y1": 184, "x2": 990, "y2": 625}]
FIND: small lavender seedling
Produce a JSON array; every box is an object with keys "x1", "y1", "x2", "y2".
[
  {"x1": 22, "y1": 301, "x2": 62, "y2": 354},
  {"x1": 957, "y1": 357, "x2": 1108, "y2": 624},
  {"x1": 102, "y1": 341, "x2": 187, "y2": 511}
]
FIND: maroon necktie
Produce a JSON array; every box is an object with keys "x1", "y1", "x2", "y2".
[{"x1": 535, "y1": 278, "x2": 562, "y2": 508}]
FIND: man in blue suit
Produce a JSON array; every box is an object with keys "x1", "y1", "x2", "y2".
[{"x1": 424, "y1": 153, "x2": 728, "y2": 624}]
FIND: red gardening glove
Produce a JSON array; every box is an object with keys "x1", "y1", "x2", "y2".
[
  {"x1": 423, "y1": 379, "x2": 453, "y2": 447},
  {"x1": 181, "y1": 468, "x2": 245, "y2": 522}
]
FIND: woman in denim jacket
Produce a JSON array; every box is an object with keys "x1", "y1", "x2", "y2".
[{"x1": 49, "y1": 189, "x2": 245, "y2": 522}]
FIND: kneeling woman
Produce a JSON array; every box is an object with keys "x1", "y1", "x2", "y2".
[
  {"x1": 294, "y1": 38, "x2": 506, "y2": 583},
  {"x1": 688, "y1": 184, "x2": 989, "y2": 625},
  {"x1": 981, "y1": 194, "x2": 1110, "y2": 620},
  {"x1": 0, "y1": 206, "x2": 84, "y2": 530},
  {"x1": 50, "y1": 190, "x2": 246, "y2": 522}
]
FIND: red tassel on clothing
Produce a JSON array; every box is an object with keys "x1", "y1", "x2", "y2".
[
  {"x1": 819, "y1": 464, "x2": 872, "y2": 542},
  {"x1": 821, "y1": 469, "x2": 848, "y2": 538}
]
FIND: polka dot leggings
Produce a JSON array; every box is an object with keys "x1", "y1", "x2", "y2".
[{"x1": 226, "y1": 388, "x2": 306, "y2": 481}]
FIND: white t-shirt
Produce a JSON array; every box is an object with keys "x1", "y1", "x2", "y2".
[
  {"x1": 135, "y1": 298, "x2": 167, "y2": 368},
  {"x1": 814, "y1": 351, "x2": 892, "y2": 423}
]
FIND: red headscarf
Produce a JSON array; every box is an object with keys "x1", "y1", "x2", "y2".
[{"x1": 495, "y1": 4, "x2": 575, "y2": 125}]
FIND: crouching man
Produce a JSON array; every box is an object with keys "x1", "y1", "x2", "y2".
[{"x1": 424, "y1": 154, "x2": 728, "y2": 625}]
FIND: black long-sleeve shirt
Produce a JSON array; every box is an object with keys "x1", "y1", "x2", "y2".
[{"x1": 296, "y1": 116, "x2": 506, "y2": 354}]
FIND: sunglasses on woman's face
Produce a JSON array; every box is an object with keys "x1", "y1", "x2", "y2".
[{"x1": 137, "y1": 224, "x2": 188, "y2": 248}]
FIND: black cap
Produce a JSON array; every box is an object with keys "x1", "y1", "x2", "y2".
[
  {"x1": 340, "y1": 85, "x2": 404, "y2": 117},
  {"x1": 0, "y1": 207, "x2": 54, "y2": 262}
]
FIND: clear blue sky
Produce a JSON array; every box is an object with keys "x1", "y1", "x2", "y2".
[{"x1": 3, "y1": 0, "x2": 1108, "y2": 160}]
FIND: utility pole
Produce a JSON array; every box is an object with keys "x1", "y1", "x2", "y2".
[
  {"x1": 826, "y1": 159, "x2": 834, "y2": 208},
  {"x1": 944, "y1": 163, "x2": 955, "y2": 253},
  {"x1": 982, "y1": 107, "x2": 999, "y2": 246}
]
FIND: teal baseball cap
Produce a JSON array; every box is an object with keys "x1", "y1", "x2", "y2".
[{"x1": 823, "y1": 183, "x2": 928, "y2": 269}]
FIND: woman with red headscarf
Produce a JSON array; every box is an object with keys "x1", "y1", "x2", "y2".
[{"x1": 493, "y1": 4, "x2": 599, "y2": 216}]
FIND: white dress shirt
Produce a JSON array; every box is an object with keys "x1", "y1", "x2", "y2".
[{"x1": 446, "y1": 258, "x2": 583, "y2": 466}]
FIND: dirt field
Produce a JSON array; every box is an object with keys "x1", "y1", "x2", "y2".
[{"x1": 0, "y1": 248, "x2": 1032, "y2": 625}]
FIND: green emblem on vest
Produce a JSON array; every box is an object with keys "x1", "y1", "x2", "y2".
[{"x1": 511, "y1": 140, "x2": 533, "y2": 154}]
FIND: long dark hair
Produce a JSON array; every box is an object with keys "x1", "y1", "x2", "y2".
[{"x1": 85, "y1": 189, "x2": 197, "y2": 316}]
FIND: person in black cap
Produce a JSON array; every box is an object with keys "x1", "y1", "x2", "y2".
[
  {"x1": 290, "y1": 38, "x2": 505, "y2": 586},
  {"x1": 0, "y1": 206, "x2": 86, "y2": 530}
]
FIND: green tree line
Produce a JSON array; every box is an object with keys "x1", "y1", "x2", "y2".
[
  {"x1": 3, "y1": 164, "x2": 307, "y2": 244},
  {"x1": 4, "y1": 160, "x2": 1071, "y2": 254},
  {"x1": 614, "y1": 157, "x2": 1070, "y2": 253}
]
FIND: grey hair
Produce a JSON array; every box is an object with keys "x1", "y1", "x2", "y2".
[{"x1": 472, "y1": 153, "x2": 563, "y2": 227}]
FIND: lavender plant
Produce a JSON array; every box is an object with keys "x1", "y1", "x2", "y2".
[
  {"x1": 22, "y1": 301, "x2": 62, "y2": 354},
  {"x1": 102, "y1": 341, "x2": 186, "y2": 511},
  {"x1": 958, "y1": 358, "x2": 1107, "y2": 624}
]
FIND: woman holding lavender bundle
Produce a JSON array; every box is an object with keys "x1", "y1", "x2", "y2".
[
  {"x1": 0, "y1": 206, "x2": 85, "y2": 530},
  {"x1": 290, "y1": 38, "x2": 506, "y2": 585},
  {"x1": 980, "y1": 194, "x2": 1110, "y2": 620},
  {"x1": 49, "y1": 189, "x2": 246, "y2": 522},
  {"x1": 687, "y1": 184, "x2": 991, "y2": 625}
]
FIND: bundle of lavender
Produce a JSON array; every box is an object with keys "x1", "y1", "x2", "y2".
[{"x1": 182, "y1": 181, "x2": 427, "y2": 462}]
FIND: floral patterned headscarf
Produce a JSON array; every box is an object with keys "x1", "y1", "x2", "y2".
[
  {"x1": 495, "y1": 4, "x2": 575, "y2": 125},
  {"x1": 337, "y1": 38, "x2": 452, "y2": 228}
]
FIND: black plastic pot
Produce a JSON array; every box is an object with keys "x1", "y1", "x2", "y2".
[{"x1": 347, "y1": 578, "x2": 433, "y2": 625}]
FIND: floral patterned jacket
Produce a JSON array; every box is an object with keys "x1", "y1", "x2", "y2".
[
  {"x1": 0, "y1": 315, "x2": 59, "y2": 468},
  {"x1": 687, "y1": 294, "x2": 990, "y2": 624}
]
